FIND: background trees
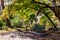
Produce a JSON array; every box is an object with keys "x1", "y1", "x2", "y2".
[{"x1": 0, "y1": 0, "x2": 60, "y2": 31}]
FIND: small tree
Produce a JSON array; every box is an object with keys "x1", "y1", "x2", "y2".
[{"x1": 1, "y1": 0, "x2": 12, "y2": 28}]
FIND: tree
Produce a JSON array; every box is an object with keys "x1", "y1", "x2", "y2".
[
  {"x1": 1, "y1": 0, "x2": 4, "y2": 9},
  {"x1": 33, "y1": 0, "x2": 60, "y2": 30},
  {"x1": 33, "y1": 0, "x2": 60, "y2": 21},
  {"x1": 1, "y1": 0, "x2": 12, "y2": 28},
  {"x1": 2, "y1": 0, "x2": 59, "y2": 30}
]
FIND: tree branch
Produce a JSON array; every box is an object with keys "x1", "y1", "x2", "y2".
[
  {"x1": 36, "y1": 7, "x2": 47, "y2": 16},
  {"x1": 57, "y1": 5, "x2": 60, "y2": 8},
  {"x1": 33, "y1": 0, "x2": 53, "y2": 9},
  {"x1": 36, "y1": 6, "x2": 57, "y2": 29},
  {"x1": 33, "y1": 0, "x2": 60, "y2": 9}
]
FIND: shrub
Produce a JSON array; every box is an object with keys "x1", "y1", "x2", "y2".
[
  {"x1": 14, "y1": 22, "x2": 23, "y2": 28},
  {"x1": 31, "y1": 24, "x2": 45, "y2": 32},
  {"x1": 0, "y1": 20, "x2": 5, "y2": 30}
]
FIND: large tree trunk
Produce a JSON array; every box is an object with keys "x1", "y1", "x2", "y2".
[
  {"x1": 1, "y1": 0, "x2": 4, "y2": 9},
  {"x1": 52, "y1": 0, "x2": 60, "y2": 21},
  {"x1": 1, "y1": 0, "x2": 12, "y2": 28}
]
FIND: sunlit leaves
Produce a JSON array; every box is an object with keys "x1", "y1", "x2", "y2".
[
  {"x1": 0, "y1": 16, "x2": 2, "y2": 20},
  {"x1": 1, "y1": 0, "x2": 59, "y2": 28},
  {"x1": 35, "y1": 0, "x2": 39, "y2": 2}
]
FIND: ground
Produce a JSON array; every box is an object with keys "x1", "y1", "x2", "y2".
[{"x1": 0, "y1": 29, "x2": 60, "y2": 40}]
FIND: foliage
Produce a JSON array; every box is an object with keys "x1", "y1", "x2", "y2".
[
  {"x1": 31, "y1": 24, "x2": 45, "y2": 32},
  {"x1": 11, "y1": 17, "x2": 23, "y2": 28},
  {"x1": 0, "y1": 0, "x2": 59, "y2": 30}
]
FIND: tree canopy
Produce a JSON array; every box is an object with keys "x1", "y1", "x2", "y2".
[{"x1": 0, "y1": 0, "x2": 60, "y2": 30}]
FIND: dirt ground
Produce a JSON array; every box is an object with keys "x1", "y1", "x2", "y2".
[{"x1": 0, "y1": 30, "x2": 60, "y2": 40}]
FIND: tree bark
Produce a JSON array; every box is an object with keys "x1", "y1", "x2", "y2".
[
  {"x1": 52, "y1": 0, "x2": 60, "y2": 21},
  {"x1": 1, "y1": 0, "x2": 4, "y2": 9}
]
